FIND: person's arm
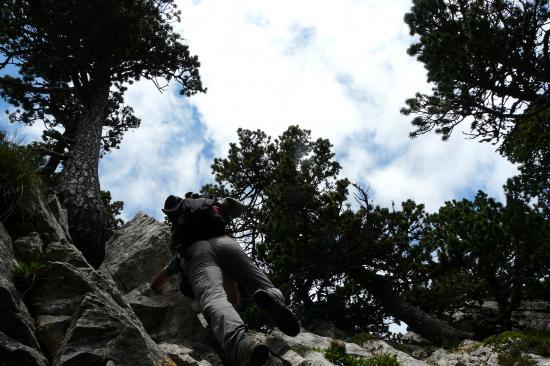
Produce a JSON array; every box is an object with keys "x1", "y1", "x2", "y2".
[
  {"x1": 150, "y1": 256, "x2": 180, "y2": 294},
  {"x1": 150, "y1": 269, "x2": 170, "y2": 294}
]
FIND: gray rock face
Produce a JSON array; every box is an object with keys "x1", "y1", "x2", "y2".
[
  {"x1": 13, "y1": 232, "x2": 44, "y2": 262},
  {"x1": 102, "y1": 211, "x2": 172, "y2": 293},
  {"x1": 277, "y1": 331, "x2": 428, "y2": 366},
  {"x1": 451, "y1": 300, "x2": 550, "y2": 333},
  {"x1": 44, "y1": 240, "x2": 91, "y2": 269},
  {"x1": 0, "y1": 331, "x2": 48, "y2": 366},
  {"x1": 36, "y1": 315, "x2": 72, "y2": 358},
  {"x1": 512, "y1": 301, "x2": 550, "y2": 332},
  {"x1": 14, "y1": 192, "x2": 70, "y2": 243},
  {"x1": 53, "y1": 292, "x2": 167, "y2": 366},
  {"x1": 125, "y1": 284, "x2": 210, "y2": 344},
  {"x1": 101, "y1": 212, "x2": 211, "y2": 346},
  {"x1": 160, "y1": 343, "x2": 224, "y2": 366},
  {"x1": 0, "y1": 223, "x2": 41, "y2": 350},
  {"x1": 426, "y1": 342, "x2": 500, "y2": 366}
]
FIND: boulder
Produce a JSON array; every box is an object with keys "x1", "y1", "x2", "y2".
[
  {"x1": 44, "y1": 240, "x2": 91, "y2": 269},
  {"x1": 125, "y1": 283, "x2": 210, "y2": 344},
  {"x1": 0, "y1": 223, "x2": 41, "y2": 350},
  {"x1": 53, "y1": 292, "x2": 168, "y2": 366},
  {"x1": 101, "y1": 211, "x2": 172, "y2": 293},
  {"x1": 426, "y1": 343, "x2": 500, "y2": 366}
]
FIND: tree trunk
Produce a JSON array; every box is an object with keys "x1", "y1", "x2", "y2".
[
  {"x1": 59, "y1": 80, "x2": 109, "y2": 268},
  {"x1": 350, "y1": 270, "x2": 474, "y2": 346}
]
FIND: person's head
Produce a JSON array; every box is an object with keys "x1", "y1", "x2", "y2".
[{"x1": 162, "y1": 195, "x2": 183, "y2": 223}]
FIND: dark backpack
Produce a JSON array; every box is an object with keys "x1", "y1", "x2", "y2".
[{"x1": 163, "y1": 193, "x2": 226, "y2": 254}]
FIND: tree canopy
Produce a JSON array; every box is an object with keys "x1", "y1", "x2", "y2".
[
  {"x1": 403, "y1": 0, "x2": 550, "y2": 143},
  {"x1": 205, "y1": 126, "x2": 474, "y2": 343}
]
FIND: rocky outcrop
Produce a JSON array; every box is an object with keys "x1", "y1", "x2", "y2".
[
  {"x1": 101, "y1": 212, "x2": 171, "y2": 293},
  {"x1": 512, "y1": 301, "x2": 550, "y2": 332},
  {"x1": 2, "y1": 193, "x2": 170, "y2": 365},
  {"x1": 101, "y1": 212, "x2": 211, "y2": 346},
  {"x1": 0, "y1": 331, "x2": 48, "y2": 366},
  {"x1": 2, "y1": 191, "x2": 550, "y2": 365},
  {"x1": 451, "y1": 300, "x2": 550, "y2": 333},
  {"x1": 0, "y1": 223, "x2": 42, "y2": 352}
]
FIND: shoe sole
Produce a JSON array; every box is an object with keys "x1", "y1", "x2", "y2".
[{"x1": 254, "y1": 290, "x2": 300, "y2": 337}]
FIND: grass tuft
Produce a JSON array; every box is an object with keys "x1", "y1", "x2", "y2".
[
  {"x1": 12, "y1": 259, "x2": 47, "y2": 295},
  {"x1": 324, "y1": 341, "x2": 400, "y2": 366},
  {"x1": 0, "y1": 131, "x2": 41, "y2": 220},
  {"x1": 483, "y1": 330, "x2": 550, "y2": 366}
]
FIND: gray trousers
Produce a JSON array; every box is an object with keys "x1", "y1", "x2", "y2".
[{"x1": 185, "y1": 235, "x2": 285, "y2": 362}]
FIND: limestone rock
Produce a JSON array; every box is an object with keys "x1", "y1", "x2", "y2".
[
  {"x1": 160, "y1": 343, "x2": 220, "y2": 366},
  {"x1": 426, "y1": 343, "x2": 500, "y2": 366},
  {"x1": 0, "y1": 331, "x2": 48, "y2": 366},
  {"x1": 125, "y1": 283, "x2": 210, "y2": 344},
  {"x1": 53, "y1": 292, "x2": 168, "y2": 366},
  {"x1": 265, "y1": 335, "x2": 307, "y2": 365},
  {"x1": 279, "y1": 331, "x2": 427, "y2": 366},
  {"x1": 0, "y1": 223, "x2": 41, "y2": 350},
  {"x1": 46, "y1": 194, "x2": 71, "y2": 239},
  {"x1": 451, "y1": 300, "x2": 550, "y2": 333},
  {"x1": 36, "y1": 315, "x2": 72, "y2": 358},
  {"x1": 13, "y1": 232, "x2": 44, "y2": 262},
  {"x1": 102, "y1": 211, "x2": 172, "y2": 293},
  {"x1": 512, "y1": 301, "x2": 550, "y2": 332},
  {"x1": 44, "y1": 240, "x2": 91, "y2": 269},
  {"x1": 14, "y1": 191, "x2": 70, "y2": 243},
  {"x1": 30, "y1": 261, "x2": 97, "y2": 316},
  {"x1": 102, "y1": 212, "x2": 210, "y2": 345}
]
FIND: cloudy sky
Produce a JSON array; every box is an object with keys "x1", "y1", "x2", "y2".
[{"x1": 2, "y1": 0, "x2": 517, "y2": 221}]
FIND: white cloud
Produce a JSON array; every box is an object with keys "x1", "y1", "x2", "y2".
[
  {"x1": 95, "y1": 0, "x2": 518, "y2": 220},
  {"x1": 99, "y1": 82, "x2": 213, "y2": 220}
]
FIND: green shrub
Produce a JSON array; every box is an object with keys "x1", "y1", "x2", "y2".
[
  {"x1": 497, "y1": 350, "x2": 537, "y2": 366},
  {"x1": 324, "y1": 342, "x2": 400, "y2": 366},
  {"x1": 12, "y1": 259, "x2": 47, "y2": 295},
  {"x1": 484, "y1": 330, "x2": 550, "y2": 357},
  {"x1": 0, "y1": 132, "x2": 40, "y2": 220},
  {"x1": 291, "y1": 345, "x2": 322, "y2": 357}
]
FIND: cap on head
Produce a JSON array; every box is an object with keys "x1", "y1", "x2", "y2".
[{"x1": 162, "y1": 195, "x2": 183, "y2": 215}]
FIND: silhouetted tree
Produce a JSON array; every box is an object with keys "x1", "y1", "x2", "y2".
[
  {"x1": 205, "y1": 126, "x2": 472, "y2": 344},
  {"x1": 0, "y1": 0, "x2": 204, "y2": 267}
]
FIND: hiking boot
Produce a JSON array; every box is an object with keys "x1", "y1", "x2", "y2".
[
  {"x1": 254, "y1": 289, "x2": 300, "y2": 337},
  {"x1": 236, "y1": 333, "x2": 269, "y2": 366}
]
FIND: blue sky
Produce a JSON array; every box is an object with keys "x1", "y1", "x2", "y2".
[{"x1": 2, "y1": 0, "x2": 517, "y2": 222}]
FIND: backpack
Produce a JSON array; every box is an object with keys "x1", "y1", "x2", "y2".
[{"x1": 163, "y1": 192, "x2": 226, "y2": 254}]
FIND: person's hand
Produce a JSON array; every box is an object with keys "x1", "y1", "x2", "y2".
[
  {"x1": 150, "y1": 283, "x2": 163, "y2": 295},
  {"x1": 141, "y1": 283, "x2": 159, "y2": 296}
]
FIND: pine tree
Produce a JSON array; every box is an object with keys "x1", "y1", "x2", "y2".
[{"x1": 0, "y1": 0, "x2": 204, "y2": 267}]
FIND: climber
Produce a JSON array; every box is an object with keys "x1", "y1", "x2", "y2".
[{"x1": 150, "y1": 193, "x2": 300, "y2": 366}]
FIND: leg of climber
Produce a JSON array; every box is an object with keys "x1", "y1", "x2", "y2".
[
  {"x1": 213, "y1": 236, "x2": 300, "y2": 337},
  {"x1": 186, "y1": 239, "x2": 268, "y2": 366}
]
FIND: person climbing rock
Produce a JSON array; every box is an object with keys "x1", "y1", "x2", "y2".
[{"x1": 150, "y1": 193, "x2": 300, "y2": 366}]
